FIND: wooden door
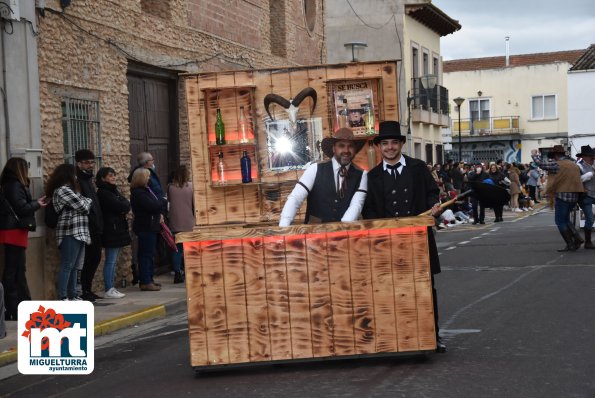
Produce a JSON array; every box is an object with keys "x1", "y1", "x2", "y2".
[{"x1": 127, "y1": 74, "x2": 177, "y2": 186}]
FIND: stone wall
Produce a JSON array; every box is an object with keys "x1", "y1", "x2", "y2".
[{"x1": 35, "y1": 0, "x2": 325, "y2": 297}]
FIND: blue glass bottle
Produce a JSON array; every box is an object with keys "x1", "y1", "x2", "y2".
[{"x1": 240, "y1": 150, "x2": 252, "y2": 183}]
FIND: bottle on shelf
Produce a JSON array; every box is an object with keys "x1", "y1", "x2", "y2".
[
  {"x1": 217, "y1": 151, "x2": 226, "y2": 183},
  {"x1": 365, "y1": 95, "x2": 375, "y2": 135},
  {"x1": 215, "y1": 108, "x2": 226, "y2": 145},
  {"x1": 367, "y1": 140, "x2": 376, "y2": 170},
  {"x1": 239, "y1": 106, "x2": 249, "y2": 143},
  {"x1": 240, "y1": 150, "x2": 252, "y2": 183},
  {"x1": 338, "y1": 98, "x2": 349, "y2": 129}
]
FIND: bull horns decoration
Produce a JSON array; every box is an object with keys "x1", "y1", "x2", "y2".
[{"x1": 263, "y1": 87, "x2": 317, "y2": 126}]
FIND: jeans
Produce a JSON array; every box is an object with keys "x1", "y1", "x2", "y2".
[
  {"x1": 554, "y1": 198, "x2": 577, "y2": 233},
  {"x1": 136, "y1": 232, "x2": 157, "y2": 285},
  {"x1": 58, "y1": 236, "x2": 86, "y2": 299},
  {"x1": 103, "y1": 247, "x2": 121, "y2": 291},
  {"x1": 171, "y1": 233, "x2": 183, "y2": 273},
  {"x1": 580, "y1": 195, "x2": 595, "y2": 230}
]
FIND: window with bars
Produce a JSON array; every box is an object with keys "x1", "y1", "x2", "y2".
[{"x1": 61, "y1": 98, "x2": 101, "y2": 165}]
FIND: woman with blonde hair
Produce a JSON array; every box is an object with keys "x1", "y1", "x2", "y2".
[
  {"x1": 130, "y1": 168, "x2": 166, "y2": 291},
  {"x1": 508, "y1": 163, "x2": 522, "y2": 212}
]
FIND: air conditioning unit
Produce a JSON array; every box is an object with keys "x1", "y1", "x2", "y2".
[{"x1": 0, "y1": 0, "x2": 20, "y2": 20}]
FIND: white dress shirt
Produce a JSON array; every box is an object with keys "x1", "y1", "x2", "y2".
[
  {"x1": 279, "y1": 157, "x2": 368, "y2": 227},
  {"x1": 382, "y1": 155, "x2": 406, "y2": 175}
]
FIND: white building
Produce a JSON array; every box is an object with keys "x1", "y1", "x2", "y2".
[
  {"x1": 568, "y1": 44, "x2": 595, "y2": 157},
  {"x1": 443, "y1": 49, "x2": 585, "y2": 164}
]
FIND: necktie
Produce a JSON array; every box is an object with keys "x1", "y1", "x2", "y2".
[
  {"x1": 337, "y1": 165, "x2": 347, "y2": 198},
  {"x1": 387, "y1": 162, "x2": 402, "y2": 179}
]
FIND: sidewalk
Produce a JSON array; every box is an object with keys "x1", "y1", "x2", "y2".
[{"x1": 0, "y1": 273, "x2": 187, "y2": 367}]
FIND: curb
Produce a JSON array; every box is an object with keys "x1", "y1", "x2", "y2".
[{"x1": 0, "y1": 299, "x2": 187, "y2": 368}]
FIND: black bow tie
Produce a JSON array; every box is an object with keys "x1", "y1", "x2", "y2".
[{"x1": 387, "y1": 162, "x2": 401, "y2": 179}]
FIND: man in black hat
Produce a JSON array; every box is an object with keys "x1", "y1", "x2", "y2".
[
  {"x1": 576, "y1": 145, "x2": 595, "y2": 249},
  {"x1": 361, "y1": 120, "x2": 446, "y2": 353},
  {"x1": 531, "y1": 146, "x2": 584, "y2": 251},
  {"x1": 279, "y1": 128, "x2": 367, "y2": 226},
  {"x1": 75, "y1": 149, "x2": 104, "y2": 302}
]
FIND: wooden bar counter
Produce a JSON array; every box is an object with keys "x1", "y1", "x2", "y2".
[{"x1": 177, "y1": 216, "x2": 437, "y2": 370}]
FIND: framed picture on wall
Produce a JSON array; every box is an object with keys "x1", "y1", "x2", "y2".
[{"x1": 332, "y1": 80, "x2": 377, "y2": 136}]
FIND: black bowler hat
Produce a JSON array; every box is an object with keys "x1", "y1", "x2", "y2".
[
  {"x1": 576, "y1": 145, "x2": 595, "y2": 158},
  {"x1": 373, "y1": 121, "x2": 406, "y2": 145}
]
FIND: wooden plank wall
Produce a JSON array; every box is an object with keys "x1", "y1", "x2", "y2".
[
  {"x1": 184, "y1": 223, "x2": 435, "y2": 367},
  {"x1": 184, "y1": 61, "x2": 399, "y2": 227}
]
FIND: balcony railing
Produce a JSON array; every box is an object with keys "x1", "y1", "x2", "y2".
[
  {"x1": 410, "y1": 77, "x2": 450, "y2": 127},
  {"x1": 452, "y1": 116, "x2": 521, "y2": 136},
  {"x1": 411, "y1": 77, "x2": 449, "y2": 115}
]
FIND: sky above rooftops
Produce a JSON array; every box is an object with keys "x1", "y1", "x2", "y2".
[{"x1": 432, "y1": 0, "x2": 595, "y2": 60}]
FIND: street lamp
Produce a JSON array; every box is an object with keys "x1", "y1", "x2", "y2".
[
  {"x1": 453, "y1": 97, "x2": 465, "y2": 162},
  {"x1": 343, "y1": 42, "x2": 367, "y2": 62},
  {"x1": 406, "y1": 91, "x2": 414, "y2": 155}
]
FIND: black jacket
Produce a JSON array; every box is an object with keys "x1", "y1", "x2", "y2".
[
  {"x1": 467, "y1": 170, "x2": 490, "y2": 198},
  {"x1": 130, "y1": 186, "x2": 166, "y2": 233},
  {"x1": 0, "y1": 172, "x2": 40, "y2": 231},
  {"x1": 77, "y1": 168, "x2": 104, "y2": 236},
  {"x1": 96, "y1": 181, "x2": 131, "y2": 248},
  {"x1": 363, "y1": 155, "x2": 440, "y2": 219},
  {"x1": 362, "y1": 155, "x2": 441, "y2": 275}
]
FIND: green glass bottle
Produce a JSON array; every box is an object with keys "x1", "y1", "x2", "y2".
[{"x1": 215, "y1": 108, "x2": 226, "y2": 145}]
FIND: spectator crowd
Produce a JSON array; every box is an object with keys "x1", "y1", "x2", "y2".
[{"x1": 1, "y1": 149, "x2": 194, "y2": 325}]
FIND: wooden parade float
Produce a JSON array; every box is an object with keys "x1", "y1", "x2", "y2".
[{"x1": 178, "y1": 61, "x2": 438, "y2": 371}]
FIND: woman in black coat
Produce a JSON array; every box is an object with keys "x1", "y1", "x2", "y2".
[
  {"x1": 0, "y1": 157, "x2": 47, "y2": 320},
  {"x1": 96, "y1": 167, "x2": 131, "y2": 299},
  {"x1": 130, "y1": 168, "x2": 166, "y2": 292}
]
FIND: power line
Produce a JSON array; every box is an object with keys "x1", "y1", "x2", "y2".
[{"x1": 45, "y1": 8, "x2": 254, "y2": 70}]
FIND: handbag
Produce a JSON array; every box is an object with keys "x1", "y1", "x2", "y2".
[{"x1": 0, "y1": 188, "x2": 35, "y2": 231}]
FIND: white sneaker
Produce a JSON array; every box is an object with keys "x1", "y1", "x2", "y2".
[
  {"x1": 104, "y1": 287, "x2": 125, "y2": 299},
  {"x1": 70, "y1": 296, "x2": 83, "y2": 301},
  {"x1": 113, "y1": 288, "x2": 126, "y2": 298},
  {"x1": 528, "y1": 207, "x2": 534, "y2": 211},
  {"x1": 514, "y1": 208, "x2": 523, "y2": 213}
]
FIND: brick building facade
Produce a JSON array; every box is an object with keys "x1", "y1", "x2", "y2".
[{"x1": 28, "y1": 0, "x2": 325, "y2": 298}]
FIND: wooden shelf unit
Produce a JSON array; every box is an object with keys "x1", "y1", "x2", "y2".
[{"x1": 204, "y1": 87, "x2": 260, "y2": 186}]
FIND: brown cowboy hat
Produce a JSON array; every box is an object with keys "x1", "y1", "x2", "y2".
[
  {"x1": 550, "y1": 145, "x2": 566, "y2": 154},
  {"x1": 373, "y1": 121, "x2": 406, "y2": 145},
  {"x1": 576, "y1": 145, "x2": 595, "y2": 158},
  {"x1": 320, "y1": 128, "x2": 365, "y2": 158}
]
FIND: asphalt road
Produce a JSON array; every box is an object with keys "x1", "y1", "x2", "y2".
[{"x1": 2, "y1": 208, "x2": 594, "y2": 398}]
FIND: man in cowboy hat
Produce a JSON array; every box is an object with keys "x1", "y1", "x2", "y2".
[
  {"x1": 576, "y1": 145, "x2": 595, "y2": 249},
  {"x1": 278, "y1": 127, "x2": 367, "y2": 226},
  {"x1": 361, "y1": 120, "x2": 446, "y2": 353},
  {"x1": 531, "y1": 146, "x2": 584, "y2": 251}
]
